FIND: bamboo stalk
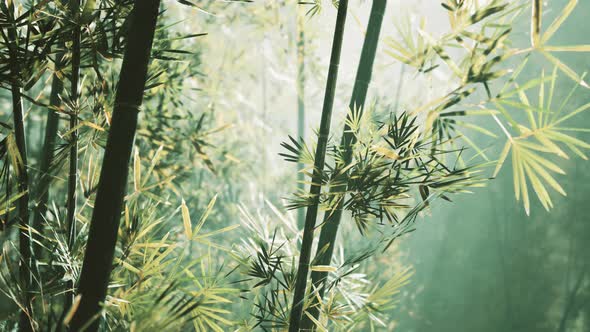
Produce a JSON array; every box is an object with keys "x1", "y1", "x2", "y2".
[
  {"x1": 68, "y1": 1, "x2": 161, "y2": 330},
  {"x1": 13, "y1": 84, "x2": 33, "y2": 332},
  {"x1": 32, "y1": 54, "x2": 64, "y2": 259},
  {"x1": 301, "y1": 1, "x2": 387, "y2": 329},
  {"x1": 5, "y1": 7, "x2": 34, "y2": 330},
  {"x1": 64, "y1": 0, "x2": 81, "y2": 310},
  {"x1": 557, "y1": 262, "x2": 588, "y2": 332},
  {"x1": 31, "y1": 0, "x2": 70, "y2": 264},
  {"x1": 288, "y1": 1, "x2": 348, "y2": 331},
  {"x1": 296, "y1": 10, "x2": 306, "y2": 229}
]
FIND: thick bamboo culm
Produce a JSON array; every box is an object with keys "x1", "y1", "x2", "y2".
[{"x1": 69, "y1": 0, "x2": 161, "y2": 330}]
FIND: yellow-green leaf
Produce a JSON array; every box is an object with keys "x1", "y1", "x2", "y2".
[
  {"x1": 371, "y1": 145, "x2": 400, "y2": 160},
  {"x1": 542, "y1": 51, "x2": 589, "y2": 88},
  {"x1": 133, "y1": 149, "x2": 141, "y2": 192},
  {"x1": 523, "y1": 162, "x2": 551, "y2": 210},
  {"x1": 310, "y1": 265, "x2": 337, "y2": 272},
  {"x1": 493, "y1": 140, "x2": 512, "y2": 178},
  {"x1": 193, "y1": 194, "x2": 217, "y2": 237},
  {"x1": 541, "y1": 0, "x2": 577, "y2": 44},
  {"x1": 181, "y1": 199, "x2": 192, "y2": 238},
  {"x1": 543, "y1": 45, "x2": 590, "y2": 52}
]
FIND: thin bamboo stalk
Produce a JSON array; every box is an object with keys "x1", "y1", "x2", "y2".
[
  {"x1": 64, "y1": 0, "x2": 81, "y2": 310},
  {"x1": 288, "y1": 1, "x2": 349, "y2": 331},
  {"x1": 32, "y1": 54, "x2": 64, "y2": 259},
  {"x1": 68, "y1": 1, "x2": 161, "y2": 330},
  {"x1": 302, "y1": 1, "x2": 387, "y2": 329},
  {"x1": 13, "y1": 84, "x2": 33, "y2": 332},
  {"x1": 5, "y1": 8, "x2": 33, "y2": 330},
  {"x1": 296, "y1": 11, "x2": 306, "y2": 229}
]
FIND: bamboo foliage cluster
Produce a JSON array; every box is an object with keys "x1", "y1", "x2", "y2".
[
  {"x1": 0, "y1": 0, "x2": 240, "y2": 331},
  {"x1": 384, "y1": 0, "x2": 590, "y2": 214},
  {"x1": 233, "y1": 199, "x2": 413, "y2": 331},
  {"x1": 279, "y1": 0, "x2": 590, "y2": 330}
]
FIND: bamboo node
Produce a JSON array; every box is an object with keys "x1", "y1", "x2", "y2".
[{"x1": 114, "y1": 102, "x2": 142, "y2": 113}]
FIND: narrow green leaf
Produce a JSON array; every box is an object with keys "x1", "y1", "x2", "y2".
[
  {"x1": 543, "y1": 45, "x2": 590, "y2": 52},
  {"x1": 493, "y1": 140, "x2": 511, "y2": 178},
  {"x1": 192, "y1": 194, "x2": 218, "y2": 237},
  {"x1": 541, "y1": 0, "x2": 578, "y2": 44},
  {"x1": 181, "y1": 199, "x2": 192, "y2": 239},
  {"x1": 542, "y1": 51, "x2": 589, "y2": 88}
]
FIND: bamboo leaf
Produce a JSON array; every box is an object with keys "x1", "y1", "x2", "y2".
[
  {"x1": 193, "y1": 194, "x2": 217, "y2": 237},
  {"x1": 543, "y1": 45, "x2": 590, "y2": 52},
  {"x1": 303, "y1": 312, "x2": 328, "y2": 332},
  {"x1": 181, "y1": 199, "x2": 192, "y2": 239},
  {"x1": 6, "y1": 134, "x2": 24, "y2": 176},
  {"x1": 523, "y1": 162, "x2": 551, "y2": 210},
  {"x1": 493, "y1": 140, "x2": 511, "y2": 178},
  {"x1": 520, "y1": 147, "x2": 565, "y2": 174},
  {"x1": 371, "y1": 145, "x2": 400, "y2": 160},
  {"x1": 133, "y1": 149, "x2": 141, "y2": 192},
  {"x1": 310, "y1": 265, "x2": 337, "y2": 272},
  {"x1": 541, "y1": 0, "x2": 577, "y2": 44},
  {"x1": 525, "y1": 156, "x2": 566, "y2": 196},
  {"x1": 142, "y1": 145, "x2": 164, "y2": 187},
  {"x1": 554, "y1": 102, "x2": 590, "y2": 125},
  {"x1": 544, "y1": 130, "x2": 590, "y2": 149},
  {"x1": 520, "y1": 158, "x2": 530, "y2": 216},
  {"x1": 542, "y1": 51, "x2": 589, "y2": 88},
  {"x1": 564, "y1": 142, "x2": 588, "y2": 160}
]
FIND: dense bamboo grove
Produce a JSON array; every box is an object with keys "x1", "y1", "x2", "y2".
[{"x1": 0, "y1": 0, "x2": 588, "y2": 331}]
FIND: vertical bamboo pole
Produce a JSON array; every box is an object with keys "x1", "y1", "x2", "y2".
[
  {"x1": 68, "y1": 1, "x2": 161, "y2": 330},
  {"x1": 302, "y1": 1, "x2": 387, "y2": 329},
  {"x1": 288, "y1": 1, "x2": 349, "y2": 331},
  {"x1": 5, "y1": 5, "x2": 33, "y2": 330},
  {"x1": 296, "y1": 9, "x2": 306, "y2": 229},
  {"x1": 64, "y1": 0, "x2": 81, "y2": 310},
  {"x1": 32, "y1": 54, "x2": 64, "y2": 259}
]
